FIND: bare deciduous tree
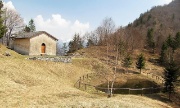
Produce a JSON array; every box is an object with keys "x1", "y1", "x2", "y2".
[
  {"x1": 109, "y1": 44, "x2": 119, "y2": 97},
  {"x1": 97, "y1": 30, "x2": 122, "y2": 98},
  {"x1": 96, "y1": 26, "x2": 104, "y2": 45},
  {"x1": 102, "y1": 17, "x2": 115, "y2": 42},
  {"x1": 83, "y1": 31, "x2": 98, "y2": 47},
  {"x1": 96, "y1": 17, "x2": 115, "y2": 46},
  {"x1": 3, "y1": 8, "x2": 24, "y2": 47}
]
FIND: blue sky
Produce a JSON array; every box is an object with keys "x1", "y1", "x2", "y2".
[{"x1": 3, "y1": 0, "x2": 172, "y2": 41}]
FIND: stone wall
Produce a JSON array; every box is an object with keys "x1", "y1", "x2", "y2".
[
  {"x1": 28, "y1": 56, "x2": 72, "y2": 63},
  {"x1": 29, "y1": 33, "x2": 57, "y2": 56},
  {"x1": 13, "y1": 38, "x2": 30, "y2": 55}
]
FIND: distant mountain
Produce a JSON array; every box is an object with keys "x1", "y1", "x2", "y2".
[{"x1": 56, "y1": 39, "x2": 70, "y2": 56}]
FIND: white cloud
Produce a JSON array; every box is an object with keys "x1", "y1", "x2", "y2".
[
  {"x1": 3, "y1": 1, "x2": 15, "y2": 10},
  {"x1": 34, "y1": 14, "x2": 90, "y2": 42},
  {"x1": 71, "y1": 20, "x2": 90, "y2": 35}
]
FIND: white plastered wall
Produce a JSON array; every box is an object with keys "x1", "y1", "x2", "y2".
[{"x1": 29, "y1": 33, "x2": 57, "y2": 55}]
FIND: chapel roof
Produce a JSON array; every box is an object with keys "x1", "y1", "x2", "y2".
[{"x1": 11, "y1": 31, "x2": 58, "y2": 41}]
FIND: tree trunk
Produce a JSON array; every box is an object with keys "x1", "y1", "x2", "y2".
[
  {"x1": 1, "y1": 37, "x2": 3, "y2": 44},
  {"x1": 110, "y1": 71, "x2": 116, "y2": 97},
  {"x1": 106, "y1": 43, "x2": 110, "y2": 97},
  {"x1": 171, "y1": 49, "x2": 174, "y2": 62},
  {"x1": 110, "y1": 82, "x2": 114, "y2": 97},
  {"x1": 169, "y1": 92, "x2": 171, "y2": 100},
  {"x1": 7, "y1": 28, "x2": 13, "y2": 47},
  {"x1": 107, "y1": 79, "x2": 110, "y2": 98},
  {"x1": 167, "y1": 48, "x2": 173, "y2": 63},
  {"x1": 153, "y1": 48, "x2": 155, "y2": 54},
  {"x1": 109, "y1": 46, "x2": 118, "y2": 97}
]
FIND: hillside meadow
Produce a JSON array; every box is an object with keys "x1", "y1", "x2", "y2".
[{"x1": 0, "y1": 45, "x2": 174, "y2": 108}]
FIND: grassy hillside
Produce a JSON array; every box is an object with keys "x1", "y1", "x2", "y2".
[
  {"x1": 77, "y1": 46, "x2": 164, "y2": 76},
  {"x1": 77, "y1": 46, "x2": 180, "y2": 106},
  {"x1": 117, "y1": 0, "x2": 180, "y2": 52},
  {"x1": 0, "y1": 45, "x2": 175, "y2": 108}
]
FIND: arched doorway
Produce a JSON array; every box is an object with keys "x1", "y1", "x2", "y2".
[{"x1": 41, "y1": 43, "x2": 46, "y2": 54}]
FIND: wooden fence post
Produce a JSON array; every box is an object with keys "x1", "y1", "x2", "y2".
[
  {"x1": 141, "y1": 88, "x2": 143, "y2": 96},
  {"x1": 94, "y1": 86, "x2": 97, "y2": 92},
  {"x1": 151, "y1": 87, "x2": 153, "y2": 94},
  {"x1": 85, "y1": 84, "x2": 87, "y2": 90},
  {"x1": 79, "y1": 77, "x2": 81, "y2": 88}
]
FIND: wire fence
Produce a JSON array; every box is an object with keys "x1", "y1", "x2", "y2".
[
  {"x1": 141, "y1": 70, "x2": 165, "y2": 84},
  {"x1": 74, "y1": 73, "x2": 164, "y2": 95}
]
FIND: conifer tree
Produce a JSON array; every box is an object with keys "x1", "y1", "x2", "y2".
[
  {"x1": 123, "y1": 55, "x2": 133, "y2": 73},
  {"x1": 163, "y1": 62, "x2": 179, "y2": 100},
  {"x1": 123, "y1": 55, "x2": 133, "y2": 68},
  {"x1": 160, "y1": 42, "x2": 168, "y2": 65},
  {"x1": 0, "y1": 1, "x2": 7, "y2": 40},
  {"x1": 147, "y1": 28, "x2": 155, "y2": 53},
  {"x1": 166, "y1": 35, "x2": 177, "y2": 62},
  {"x1": 174, "y1": 32, "x2": 180, "y2": 49},
  {"x1": 68, "y1": 34, "x2": 83, "y2": 53},
  {"x1": 160, "y1": 32, "x2": 180, "y2": 65},
  {"x1": 166, "y1": 35, "x2": 173, "y2": 48},
  {"x1": 24, "y1": 25, "x2": 31, "y2": 32},
  {"x1": 86, "y1": 39, "x2": 94, "y2": 47},
  {"x1": 28, "y1": 19, "x2": 36, "y2": 32},
  {"x1": 136, "y1": 54, "x2": 145, "y2": 74}
]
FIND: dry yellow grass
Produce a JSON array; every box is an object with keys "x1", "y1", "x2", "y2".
[{"x1": 0, "y1": 45, "x2": 173, "y2": 108}]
